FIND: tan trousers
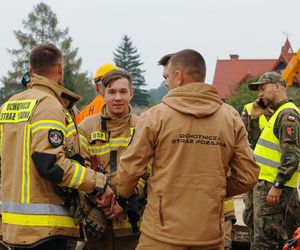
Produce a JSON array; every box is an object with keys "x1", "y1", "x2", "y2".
[{"x1": 136, "y1": 233, "x2": 224, "y2": 250}]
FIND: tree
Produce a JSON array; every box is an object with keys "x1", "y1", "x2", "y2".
[
  {"x1": 113, "y1": 35, "x2": 149, "y2": 106},
  {"x1": 225, "y1": 76, "x2": 259, "y2": 113},
  {"x1": 287, "y1": 85, "x2": 300, "y2": 107},
  {"x1": 0, "y1": 2, "x2": 95, "y2": 108},
  {"x1": 148, "y1": 82, "x2": 168, "y2": 106}
]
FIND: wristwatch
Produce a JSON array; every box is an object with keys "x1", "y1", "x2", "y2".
[{"x1": 274, "y1": 181, "x2": 283, "y2": 189}]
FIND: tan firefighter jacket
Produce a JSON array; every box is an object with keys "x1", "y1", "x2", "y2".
[
  {"x1": 0, "y1": 75, "x2": 106, "y2": 247},
  {"x1": 117, "y1": 83, "x2": 259, "y2": 247},
  {"x1": 78, "y1": 106, "x2": 147, "y2": 237}
]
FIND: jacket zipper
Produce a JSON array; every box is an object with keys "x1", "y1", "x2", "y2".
[{"x1": 159, "y1": 195, "x2": 164, "y2": 226}]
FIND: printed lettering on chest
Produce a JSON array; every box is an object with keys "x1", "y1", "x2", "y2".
[{"x1": 0, "y1": 100, "x2": 37, "y2": 123}]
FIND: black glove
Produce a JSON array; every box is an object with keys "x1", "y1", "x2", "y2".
[{"x1": 116, "y1": 194, "x2": 142, "y2": 234}]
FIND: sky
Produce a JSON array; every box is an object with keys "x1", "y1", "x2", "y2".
[{"x1": 0, "y1": 0, "x2": 299, "y2": 90}]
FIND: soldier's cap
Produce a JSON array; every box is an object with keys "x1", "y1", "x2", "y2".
[{"x1": 248, "y1": 72, "x2": 286, "y2": 91}]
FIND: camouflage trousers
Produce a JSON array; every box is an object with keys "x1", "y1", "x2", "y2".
[
  {"x1": 251, "y1": 180, "x2": 297, "y2": 250},
  {"x1": 243, "y1": 182, "x2": 300, "y2": 249}
]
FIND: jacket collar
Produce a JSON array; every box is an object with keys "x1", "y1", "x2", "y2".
[{"x1": 30, "y1": 74, "x2": 80, "y2": 110}]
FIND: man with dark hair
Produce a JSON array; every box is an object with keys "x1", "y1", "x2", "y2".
[
  {"x1": 78, "y1": 69, "x2": 147, "y2": 250},
  {"x1": 158, "y1": 53, "x2": 173, "y2": 87},
  {"x1": 117, "y1": 49, "x2": 259, "y2": 250},
  {"x1": 0, "y1": 43, "x2": 113, "y2": 250},
  {"x1": 158, "y1": 52, "x2": 236, "y2": 249}
]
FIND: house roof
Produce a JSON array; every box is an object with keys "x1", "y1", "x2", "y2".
[
  {"x1": 212, "y1": 59, "x2": 277, "y2": 99},
  {"x1": 212, "y1": 39, "x2": 300, "y2": 99}
]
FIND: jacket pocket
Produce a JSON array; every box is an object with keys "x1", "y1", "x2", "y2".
[{"x1": 159, "y1": 195, "x2": 164, "y2": 226}]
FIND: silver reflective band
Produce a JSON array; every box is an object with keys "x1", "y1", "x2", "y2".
[
  {"x1": 254, "y1": 154, "x2": 300, "y2": 172},
  {"x1": 256, "y1": 138, "x2": 281, "y2": 152},
  {"x1": 254, "y1": 154, "x2": 280, "y2": 168},
  {"x1": 2, "y1": 202, "x2": 69, "y2": 215}
]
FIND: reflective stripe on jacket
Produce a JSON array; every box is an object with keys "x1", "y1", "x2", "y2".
[
  {"x1": 254, "y1": 102, "x2": 300, "y2": 187},
  {"x1": 0, "y1": 75, "x2": 106, "y2": 246},
  {"x1": 78, "y1": 107, "x2": 144, "y2": 236}
]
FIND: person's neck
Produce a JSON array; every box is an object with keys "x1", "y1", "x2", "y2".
[
  {"x1": 105, "y1": 107, "x2": 129, "y2": 119},
  {"x1": 272, "y1": 94, "x2": 288, "y2": 106}
]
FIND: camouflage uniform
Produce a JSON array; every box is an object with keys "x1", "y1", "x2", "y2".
[
  {"x1": 241, "y1": 105, "x2": 274, "y2": 248},
  {"x1": 243, "y1": 99, "x2": 300, "y2": 249}
]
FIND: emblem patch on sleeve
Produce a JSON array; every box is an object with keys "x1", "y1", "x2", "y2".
[
  {"x1": 48, "y1": 129, "x2": 64, "y2": 147},
  {"x1": 287, "y1": 127, "x2": 295, "y2": 137}
]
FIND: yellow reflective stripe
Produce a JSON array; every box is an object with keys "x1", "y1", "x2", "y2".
[
  {"x1": 66, "y1": 123, "x2": 76, "y2": 137},
  {"x1": 2, "y1": 212, "x2": 79, "y2": 228},
  {"x1": 68, "y1": 162, "x2": 86, "y2": 188},
  {"x1": 69, "y1": 163, "x2": 79, "y2": 187},
  {"x1": 79, "y1": 134, "x2": 89, "y2": 149},
  {"x1": 130, "y1": 127, "x2": 135, "y2": 135},
  {"x1": 88, "y1": 144, "x2": 111, "y2": 156},
  {"x1": 110, "y1": 137, "x2": 131, "y2": 142},
  {"x1": 75, "y1": 167, "x2": 86, "y2": 189},
  {"x1": 31, "y1": 120, "x2": 66, "y2": 134},
  {"x1": 138, "y1": 178, "x2": 146, "y2": 189},
  {"x1": 21, "y1": 124, "x2": 31, "y2": 203}
]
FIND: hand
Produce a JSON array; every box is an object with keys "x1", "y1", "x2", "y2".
[
  {"x1": 251, "y1": 99, "x2": 266, "y2": 119},
  {"x1": 104, "y1": 202, "x2": 126, "y2": 222},
  {"x1": 96, "y1": 185, "x2": 115, "y2": 208},
  {"x1": 267, "y1": 186, "x2": 282, "y2": 206}
]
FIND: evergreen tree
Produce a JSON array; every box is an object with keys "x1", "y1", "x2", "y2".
[
  {"x1": 148, "y1": 82, "x2": 168, "y2": 106},
  {"x1": 0, "y1": 2, "x2": 95, "y2": 108},
  {"x1": 113, "y1": 35, "x2": 149, "y2": 106}
]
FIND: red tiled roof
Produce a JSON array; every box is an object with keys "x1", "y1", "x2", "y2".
[
  {"x1": 212, "y1": 39, "x2": 300, "y2": 99},
  {"x1": 212, "y1": 59, "x2": 277, "y2": 99}
]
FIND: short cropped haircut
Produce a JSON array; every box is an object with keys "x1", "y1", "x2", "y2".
[
  {"x1": 101, "y1": 69, "x2": 132, "y2": 88},
  {"x1": 158, "y1": 53, "x2": 174, "y2": 66},
  {"x1": 169, "y1": 49, "x2": 206, "y2": 82},
  {"x1": 30, "y1": 43, "x2": 62, "y2": 76}
]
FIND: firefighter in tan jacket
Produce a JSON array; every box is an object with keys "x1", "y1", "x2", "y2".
[
  {"x1": 117, "y1": 49, "x2": 259, "y2": 250},
  {"x1": 0, "y1": 44, "x2": 113, "y2": 249},
  {"x1": 78, "y1": 69, "x2": 146, "y2": 250}
]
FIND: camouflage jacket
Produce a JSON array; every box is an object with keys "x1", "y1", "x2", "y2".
[{"x1": 241, "y1": 100, "x2": 300, "y2": 185}]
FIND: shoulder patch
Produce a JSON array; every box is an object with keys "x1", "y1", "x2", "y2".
[
  {"x1": 286, "y1": 127, "x2": 295, "y2": 137},
  {"x1": 48, "y1": 129, "x2": 64, "y2": 147},
  {"x1": 287, "y1": 115, "x2": 296, "y2": 121}
]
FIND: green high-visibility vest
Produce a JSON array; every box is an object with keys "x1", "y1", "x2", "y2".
[
  {"x1": 253, "y1": 102, "x2": 300, "y2": 187},
  {"x1": 244, "y1": 103, "x2": 268, "y2": 130}
]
